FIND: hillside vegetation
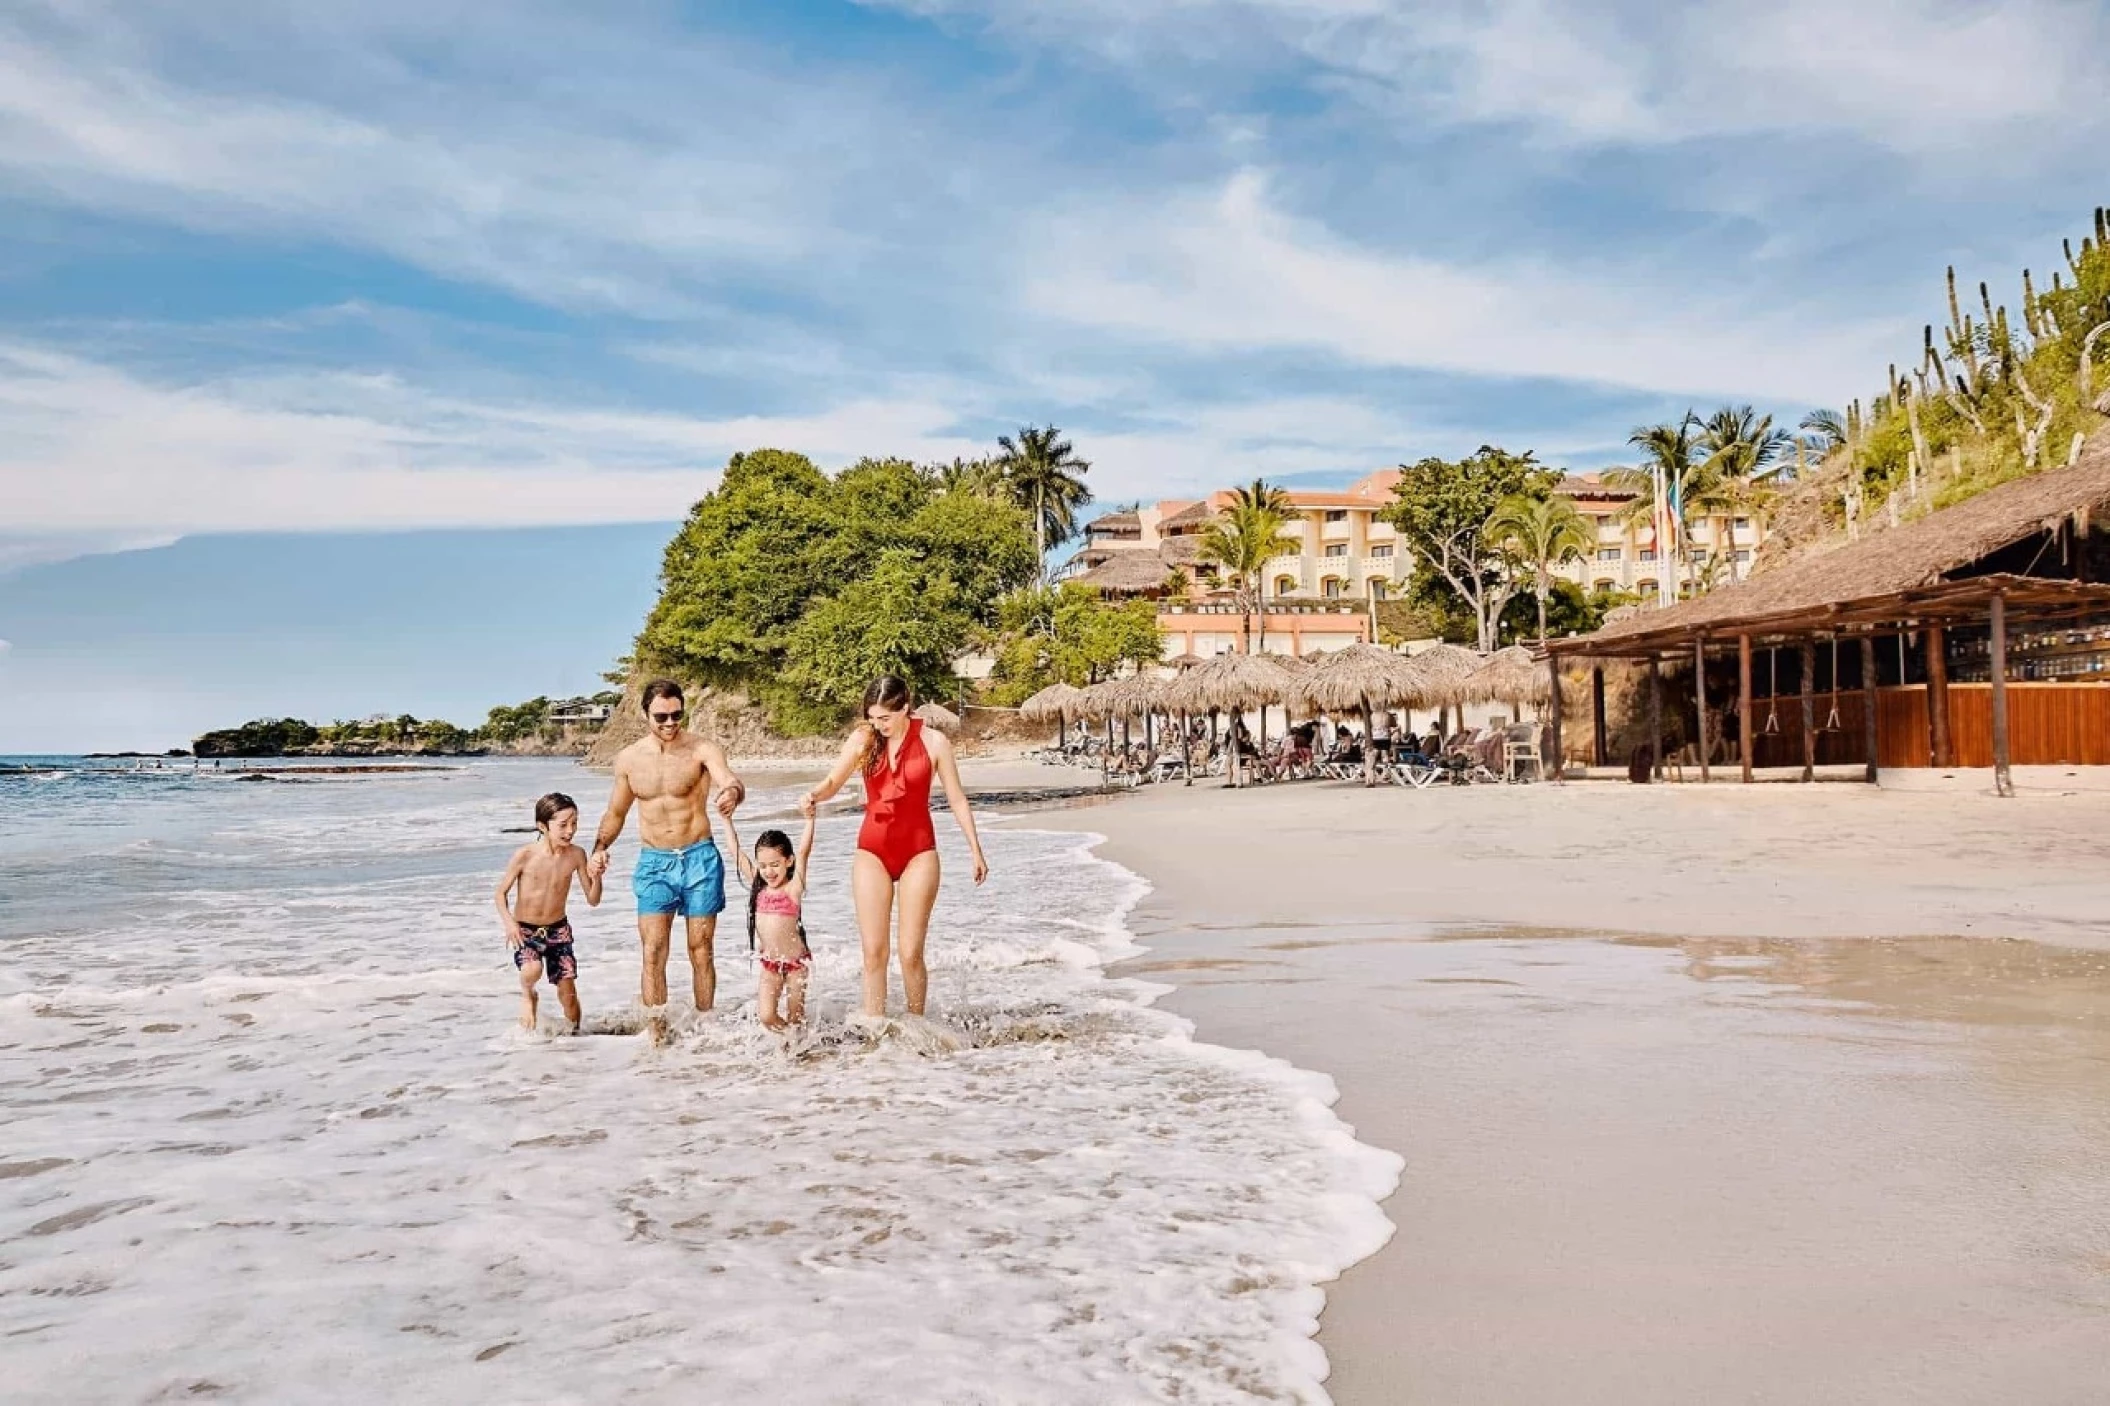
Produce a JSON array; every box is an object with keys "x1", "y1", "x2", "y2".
[{"x1": 1766, "y1": 204, "x2": 2110, "y2": 561}]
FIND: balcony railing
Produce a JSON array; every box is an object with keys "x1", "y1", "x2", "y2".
[{"x1": 1162, "y1": 601, "x2": 1366, "y2": 617}]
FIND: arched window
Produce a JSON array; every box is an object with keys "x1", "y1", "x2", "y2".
[
  {"x1": 1369, "y1": 579, "x2": 1389, "y2": 602},
  {"x1": 1593, "y1": 578, "x2": 1615, "y2": 592},
  {"x1": 1321, "y1": 576, "x2": 1344, "y2": 599},
  {"x1": 1273, "y1": 575, "x2": 1298, "y2": 597},
  {"x1": 1636, "y1": 578, "x2": 1658, "y2": 597}
]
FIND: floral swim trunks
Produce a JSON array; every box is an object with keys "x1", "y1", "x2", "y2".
[{"x1": 513, "y1": 918, "x2": 578, "y2": 984}]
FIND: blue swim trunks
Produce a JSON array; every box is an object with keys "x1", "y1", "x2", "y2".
[{"x1": 632, "y1": 838, "x2": 726, "y2": 918}]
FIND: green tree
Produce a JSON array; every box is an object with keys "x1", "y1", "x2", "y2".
[
  {"x1": 639, "y1": 449, "x2": 1036, "y2": 730},
  {"x1": 780, "y1": 551, "x2": 974, "y2": 727},
  {"x1": 995, "y1": 424, "x2": 1093, "y2": 581},
  {"x1": 984, "y1": 584, "x2": 1165, "y2": 701},
  {"x1": 1485, "y1": 491, "x2": 1594, "y2": 641},
  {"x1": 1381, "y1": 446, "x2": 1557, "y2": 651},
  {"x1": 1196, "y1": 490, "x2": 1303, "y2": 655}
]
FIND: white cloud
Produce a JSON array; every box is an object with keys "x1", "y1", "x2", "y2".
[
  {"x1": 0, "y1": 638, "x2": 12, "y2": 655},
  {"x1": 872, "y1": 0, "x2": 2110, "y2": 158},
  {"x1": 0, "y1": 342, "x2": 992, "y2": 536},
  {"x1": 0, "y1": 5, "x2": 901, "y2": 312},
  {"x1": 1024, "y1": 171, "x2": 1890, "y2": 403}
]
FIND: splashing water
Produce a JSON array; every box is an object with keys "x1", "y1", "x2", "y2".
[{"x1": 0, "y1": 759, "x2": 1397, "y2": 1403}]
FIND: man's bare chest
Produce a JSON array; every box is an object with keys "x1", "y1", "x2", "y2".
[{"x1": 630, "y1": 751, "x2": 707, "y2": 801}]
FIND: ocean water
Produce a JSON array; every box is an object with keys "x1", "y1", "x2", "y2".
[{"x1": 0, "y1": 757, "x2": 1398, "y2": 1404}]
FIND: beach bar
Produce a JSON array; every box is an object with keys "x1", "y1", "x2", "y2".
[{"x1": 1544, "y1": 434, "x2": 2110, "y2": 795}]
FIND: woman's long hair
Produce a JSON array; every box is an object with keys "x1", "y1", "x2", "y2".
[
  {"x1": 745, "y1": 829, "x2": 809, "y2": 956},
  {"x1": 858, "y1": 675, "x2": 913, "y2": 774}
]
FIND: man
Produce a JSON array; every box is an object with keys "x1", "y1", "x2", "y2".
[{"x1": 589, "y1": 680, "x2": 747, "y2": 1021}]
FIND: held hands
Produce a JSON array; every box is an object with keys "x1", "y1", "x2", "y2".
[
  {"x1": 587, "y1": 850, "x2": 611, "y2": 881},
  {"x1": 715, "y1": 780, "x2": 746, "y2": 818},
  {"x1": 798, "y1": 793, "x2": 818, "y2": 819}
]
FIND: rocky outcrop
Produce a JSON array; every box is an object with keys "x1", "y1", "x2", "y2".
[{"x1": 584, "y1": 680, "x2": 842, "y2": 768}]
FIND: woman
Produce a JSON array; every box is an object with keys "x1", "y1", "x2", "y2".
[{"x1": 802, "y1": 677, "x2": 989, "y2": 1018}]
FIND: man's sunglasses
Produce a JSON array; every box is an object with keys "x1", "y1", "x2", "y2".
[{"x1": 648, "y1": 709, "x2": 685, "y2": 724}]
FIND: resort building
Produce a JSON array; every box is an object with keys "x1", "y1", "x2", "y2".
[
  {"x1": 1067, "y1": 466, "x2": 1775, "y2": 659},
  {"x1": 1559, "y1": 473, "x2": 1762, "y2": 599}
]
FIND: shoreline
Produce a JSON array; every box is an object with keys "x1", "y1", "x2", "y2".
[{"x1": 1032, "y1": 779, "x2": 2110, "y2": 1403}]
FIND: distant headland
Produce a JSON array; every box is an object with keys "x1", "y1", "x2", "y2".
[{"x1": 191, "y1": 693, "x2": 618, "y2": 759}]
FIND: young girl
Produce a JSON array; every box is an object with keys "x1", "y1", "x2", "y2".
[
  {"x1": 493, "y1": 792, "x2": 603, "y2": 1032},
  {"x1": 724, "y1": 811, "x2": 815, "y2": 1030}
]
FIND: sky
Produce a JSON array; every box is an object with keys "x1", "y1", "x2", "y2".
[{"x1": 2, "y1": 0, "x2": 2106, "y2": 750}]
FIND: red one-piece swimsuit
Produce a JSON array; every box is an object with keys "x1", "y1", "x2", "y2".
[{"x1": 858, "y1": 717, "x2": 938, "y2": 880}]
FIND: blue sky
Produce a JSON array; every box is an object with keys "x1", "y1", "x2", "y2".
[{"x1": 3, "y1": 1, "x2": 2106, "y2": 749}]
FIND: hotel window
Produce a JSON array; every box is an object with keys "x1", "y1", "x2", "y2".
[
  {"x1": 1732, "y1": 549, "x2": 1751, "y2": 562},
  {"x1": 1324, "y1": 509, "x2": 1348, "y2": 523},
  {"x1": 1323, "y1": 543, "x2": 1348, "y2": 558},
  {"x1": 1638, "y1": 549, "x2": 1659, "y2": 563},
  {"x1": 1322, "y1": 577, "x2": 1344, "y2": 598},
  {"x1": 1595, "y1": 547, "x2": 1622, "y2": 562},
  {"x1": 1734, "y1": 517, "x2": 1751, "y2": 530},
  {"x1": 1370, "y1": 580, "x2": 1389, "y2": 602},
  {"x1": 1370, "y1": 544, "x2": 1393, "y2": 558}
]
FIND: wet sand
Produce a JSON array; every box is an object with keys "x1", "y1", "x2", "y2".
[{"x1": 1031, "y1": 780, "x2": 2110, "y2": 1404}]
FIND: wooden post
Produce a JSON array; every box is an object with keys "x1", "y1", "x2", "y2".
[
  {"x1": 1989, "y1": 593, "x2": 2013, "y2": 797},
  {"x1": 1693, "y1": 637, "x2": 1711, "y2": 782},
  {"x1": 1861, "y1": 636, "x2": 1879, "y2": 784},
  {"x1": 1737, "y1": 634, "x2": 1754, "y2": 783},
  {"x1": 1925, "y1": 626, "x2": 1952, "y2": 767},
  {"x1": 1799, "y1": 640, "x2": 1817, "y2": 782},
  {"x1": 1546, "y1": 655, "x2": 1564, "y2": 780},
  {"x1": 1646, "y1": 655, "x2": 1663, "y2": 780},
  {"x1": 1591, "y1": 665, "x2": 1608, "y2": 766},
  {"x1": 1361, "y1": 693, "x2": 1377, "y2": 788}
]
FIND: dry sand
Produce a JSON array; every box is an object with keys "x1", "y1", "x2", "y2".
[{"x1": 1018, "y1": 772, "x2": 2110, "y2": 1405}]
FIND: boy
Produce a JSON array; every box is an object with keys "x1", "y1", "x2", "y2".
[{"x1": 494, "y1": 792, "x2": 602, "y2": 1032}]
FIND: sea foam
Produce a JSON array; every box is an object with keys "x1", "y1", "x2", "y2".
[{"x1": 0, "y1": 762, "x2": 1398, "y2": 1403}]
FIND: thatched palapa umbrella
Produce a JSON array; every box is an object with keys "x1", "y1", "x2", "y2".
[
  {"x1": 1162, "y1": 652, "x2": 1293, "y2": 787},
  {"x1": 1289, "y1": 644, "x2": 1420, "y2": 786},
  {"x1": 1019, "y1": 682, "x2": 1087, "y2": 748},
  {"x1": 1459, "y1": 645, "x2": 1551, "y2": 718},
  {"x1": 1400, "y1": 642, "x2": 1485, "y2": 735},
  {"x1": 912, "y1": 701, "x2": 962, "y2": 736}
]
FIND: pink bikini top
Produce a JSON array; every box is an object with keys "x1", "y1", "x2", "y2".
[{"x1": 755, "y1": 886, "x2": 801, "y2": 919}]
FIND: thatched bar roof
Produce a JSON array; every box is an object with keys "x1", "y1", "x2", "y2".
[
  {"x1": 1073, "y1": 551, "x2": 1173, "y2": 595},
  {"x1": 1551, "y1": 433, "x2": 2110, "y2": 658}
]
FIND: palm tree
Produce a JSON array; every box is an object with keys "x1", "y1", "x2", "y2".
[
  {"x1": 1692, "y1": 406, "x2": 1791, "y2": 583},
  {"x1": 995, "y1": 425, "x2": 1093, "y2": 581},
  {"x1": 1226, "y1": 479, "x2": 1302, "y2": 652},
  {"x1": 1196, "y1": 497, "x2": 1303, "y2": 656},
  {"x1": 1486, "y1": 492, "x2": 1594, "y2": 641},
  {"x1": 936, "y1": 456, "x2": 1003, "y2": 497},
  {"x1": 1610, "y1": 416, "x2": 1705, "y2": 602},
  {"x1": 1798, "y1": 409, "x2": 1848, "y2": 455}
]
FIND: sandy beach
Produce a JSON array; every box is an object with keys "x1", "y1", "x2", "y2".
[{"x1": 1023, "y1": 771, "x2": 2110, "y2": 1404}]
